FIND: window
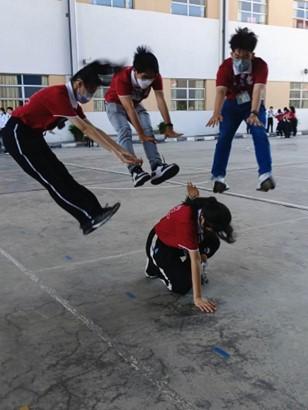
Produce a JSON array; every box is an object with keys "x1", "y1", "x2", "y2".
[
  {"x1": 171, "y1": 0, "x2": 206, "y2": 17},
  {"x1": 93, "y1": 86, "x2": 108, "y2": 112},
  {"x1": 238, "y1": 0, "x2": 267, "y2": 24},
  {"x1": 92, "y1": 0, "x2": 133, "y2": 8},
  {"x1": 0, "y1": 74, "x2": 48, "y2": 109},
  {"x1": 171, "y1": 79, "x2": 205, "y2": 111},
  {"x1": 290, "y1": 82, "x2": 308, "y2": 108},
  {"x1": 294, "y1": 1, "x2": 308, "y2": 29}
]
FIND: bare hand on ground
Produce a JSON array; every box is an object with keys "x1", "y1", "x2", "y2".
[{"x1": 194, "y1": 298, "x2": 217, "y2": 313}]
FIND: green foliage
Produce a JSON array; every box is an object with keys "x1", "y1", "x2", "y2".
[{"x1": 158, "y1": 121, "x2": 167, "y2": 134}]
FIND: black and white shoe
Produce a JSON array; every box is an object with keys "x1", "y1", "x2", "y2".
[
  {"x1": 257, "y1": 176, "x2": 276, "y2": 192},
  {"x1": 81, "y1": 202, "x2": 121, "y2": 235},
  {"x1": 213, "y1": 180, "x2": 229, "y2": 194},
  {"x1": 151, "y1": 163, "x2": 179, "y2": 185},
  {"x1": 131, "y1": 166, "x2": 151, "y2": 187},
  {"x1": 145, "y1": 257, "x2": 161, "y2": 279}
]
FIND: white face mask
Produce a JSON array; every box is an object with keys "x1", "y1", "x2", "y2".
[{"x1": 137, "y1": 78, "x2": 154, "y2": 89}]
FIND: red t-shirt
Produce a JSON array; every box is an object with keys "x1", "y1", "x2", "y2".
[
  {"x1": 155, "y1": 204, "x2": 199, "y2": 251},
  {"x1": 12, "y1": 85, "x2": 85, "y2": 133},
  {"x1": 104, "y1": 66, "x2": 163, "y2": 105},
  {"x1": 216, "y1": 57, "x2": 268, "y2": 100}
]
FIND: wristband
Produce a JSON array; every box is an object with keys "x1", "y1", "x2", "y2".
[{"x1": 250, "y1": 110, "x2": 259, "y2": 116}]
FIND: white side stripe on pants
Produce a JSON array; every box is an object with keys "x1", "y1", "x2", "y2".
[
  {"x1": 13, "y1": 124, "x2": 93, "y2": 222},
  {"x1": 149, "y1": 233, "x2": 172, "y2": 291}
]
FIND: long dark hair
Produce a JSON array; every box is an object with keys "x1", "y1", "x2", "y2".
[
  {"x1": 71, "y1": 59, "x2": 124, "y2": 88},
  {"x1": 184, "y1": 196, "x2": 235, "y2": 244}
]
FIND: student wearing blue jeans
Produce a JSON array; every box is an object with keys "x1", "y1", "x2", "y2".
[
  {"x1": 105, "y1": 46, "x2": 182, "y2": 187},
  {"x1": 207, "y1": 27, "x2": 275, "y2": 193}
]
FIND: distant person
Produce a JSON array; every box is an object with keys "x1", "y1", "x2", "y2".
[
  {"x1": 282, "y1": 107, "x2": 291, "y2": 138},
  {"x1": 275, "y1": 109, "x2": 284, "y2": 136},
  {"x1": 289, "y1": 106, "x2": 298, "y2": 136},
  {"x1": 207, "y1": 27, "x2": 275, "y2": 193},
  {"x1": 266, "y1": 106, "x2": 274, "y2": 133},
  {"x1": 105, "y1": 46, "x2": 182, "y2": 187}
]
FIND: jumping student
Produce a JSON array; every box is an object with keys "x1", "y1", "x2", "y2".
[
  {"x1": 145, "y1": 183, "x2": 235, "y2": 313},
  {"x1": 105, "y1": 46, "x2": 182, "y2": 187},
  {"x1": 207, "y1": 27, "x2": 275, "y2": 193},
  {"x1": 2, "y1": 61, "x2": 141, "y2": 235}
]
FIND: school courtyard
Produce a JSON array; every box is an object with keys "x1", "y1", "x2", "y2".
[{"x1": 1, "y1": 135, "x2": 308, "y2": 410}]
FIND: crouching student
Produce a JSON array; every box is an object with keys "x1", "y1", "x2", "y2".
[{"x1": 145, "y1": 183, "x2": 235, "y2": 313}]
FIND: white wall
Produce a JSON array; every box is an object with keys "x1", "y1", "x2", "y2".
[
  {"x1": 76, "y1": 4, "x2": 220, "y2": 79},
  {"x1": 1, "y1": 0, "x2": 71, "y2": 75}
]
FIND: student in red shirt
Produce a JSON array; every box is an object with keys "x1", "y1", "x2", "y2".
[
  {"x1": 207, "y1": 27, "x2": 275, "y2": 193},
  {"x1": 145, "y1": 183, "x2": 235, "y2": 313},
  {"x1": 2, "y1": 61, "x2": 141, "y2": 235},
  {"x1": 105, "y1": 46, "x2": 182, "y2": 187}
]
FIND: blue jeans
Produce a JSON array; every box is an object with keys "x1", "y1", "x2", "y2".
[
  {"x1": 106, "y1": 102, "x2": 162, "y2": 172},
  {"x1": 211, "y1": 100, "x2": 272, "y2": 178}
]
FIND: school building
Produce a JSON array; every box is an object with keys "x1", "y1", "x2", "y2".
[{"x1": 1, "y1": 0, "x2": 308, "y2": 142}]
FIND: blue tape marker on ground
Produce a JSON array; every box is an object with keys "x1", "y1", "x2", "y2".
[
  {"x1": 212, "y1": 346, "x2": 230, "y2": 359},
  {"x1": 126, "y1": 292, "x2": 136, "y2": 299},
  {"x1": 65, "y1": 255, "x2": 72, "y2": 261}
]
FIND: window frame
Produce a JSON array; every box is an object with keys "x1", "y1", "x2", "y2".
[
  {"x1": 289, "y1": 81, "x2": 308, "y2": 108},
  {"x1": 0, "y1": 74, "x2": 48, "y2": 109},
  {"x1": 92, "y1": 0, "x2": 133, "y2": 8},
  {"x1": 171, "y1": 0, "x2": 206, "y2": 17},
  {"x1": 170, "y1": 78, "x2": 206, "y2": 111},
  {"x1": 293, "y1": 0, "x2": 308, "y2": 29},
  {"x1": 238, "y1": 0, "x2": 268, "y2": 25}
]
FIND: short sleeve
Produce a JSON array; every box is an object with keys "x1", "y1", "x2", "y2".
[
  {"x1": 254, "y1": 60, "x2": 268, "y2": 84},
  {"x1": 216, "y1": 62, "x2": 232, "y2": 87},
  {"x1": 42, "y1": 87, "x2": 83, "y2": 118},
  {"x1": 115, "y1": 71, "x2": 133, "y2": 96},
  {"x1": 177, "y1": 222, "x2": 199, "y2": 251},
  {"x1": 152, "y1": 74, "x2": 163, "y2": 91}
]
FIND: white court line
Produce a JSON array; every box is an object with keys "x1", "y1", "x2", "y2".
[
  {"x1": 0, "y1": 246, "x2": 195, "y2": 410},
  {"x1": 66, "y1": 162, "x2": 308, "y2": 212},
  {"x1": 33, "y1": 214, "x2": 308, "y2": 275},
  {"x1": 34, "y1": 249, "x2": 144, "y2": 273}
]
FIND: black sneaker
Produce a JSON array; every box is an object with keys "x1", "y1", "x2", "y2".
[
  {"x1": 257, "y1": 176, "x2": 276, "y2": 192},
  {"x1": 131, "y1": 166, "x2": 151, "y2": 187},
  {"x1": 151, "y1": 163, "x2": 179, "y2": 185},
  {"x1": 213, "y1": 181, "x2": 229, "y2": 193},
  {"x1": 81, "y1": 202, "x2": 121, "y2": 235}
]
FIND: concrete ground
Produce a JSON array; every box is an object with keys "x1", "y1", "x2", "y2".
[{"x1": 1, "y1": 135, "x2": 308, "y2": 410}]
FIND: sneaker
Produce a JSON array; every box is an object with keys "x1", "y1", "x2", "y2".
[
  {"x1": 151, "y1": 163, "x2": 179, "y2": 185},
  {"x1": 213, "y1": 180, "x2": 229, "y2": 194},
  {"x1": 81, "y1": 202, "x2": 121, "y2": 235},
  {"x1": 257, "y1": 175, "x2": 276, "y2": 192},
  {"x1": 131, "y1": 166, "x2": 151, "y2": 187}
]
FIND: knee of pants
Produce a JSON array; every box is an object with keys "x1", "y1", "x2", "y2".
[
  {"x1": 118, "y1": 126, "x2": 132, "y2": 143},
  {"x1": 172, "y1": 277, "x2": 192, "y2": 295}
]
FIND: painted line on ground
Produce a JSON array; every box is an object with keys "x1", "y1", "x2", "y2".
[{"x1": 0, "y1": 246, "x2": 195, "y2": 410}]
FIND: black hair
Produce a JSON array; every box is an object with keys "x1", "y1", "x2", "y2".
[
  {"x1": 277, "y1": 108, "x2": 282, "y2": 113},
  {"x1": 133, "y1": 46, "x2": 159, "y2": 74},
  {"x1": 184, "y1": 196, "x2": 235, "y2": 244},
  {"x1": 283, "y1": 107, "x2": 289, "y2": 112},
  {"x1": 229, "y1": 27, "x2": 258, "y2": 52},
  {"x1": 7, "y1": 106, "x2": 13, "y2": 111},
  {"x1": 290, "y1": 106, "x2": 296, "y2": 113},
  {"x1": 0, "y1": 107, "x2": 5, "y2": 113},
  {"x1": 71, "y1": 59, "x2": 123, "y2": 88},
  {"x1": 199, "y1": 229, "x2": 221, "y2": 258}
]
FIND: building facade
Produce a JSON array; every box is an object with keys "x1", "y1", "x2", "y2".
[{"x1": 1, "y1": 0, "x2": 308, "y2": 141}]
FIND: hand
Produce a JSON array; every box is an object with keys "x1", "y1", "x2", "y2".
[
  {"x1": 246, "y1": 113, "x2": 263, "y2": 127},
  {"x1": 187, "y1": 182, "x2": 200, "y2": 200},
  {"x1": 115, "y1": 150, "x2": 143, "y2": 166},
  {"x1": 206, "y1": 114, "x2": 223, "y2": 127},
  {"x1": 164, "y1": 127, "x2": 183, "y2": 138},
  {"x1": 139, "y1": 134, "x2": 157, "y2": 144},
  {"x1": 194, "y1": 297, "x2": 217, "y2": 313}
]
